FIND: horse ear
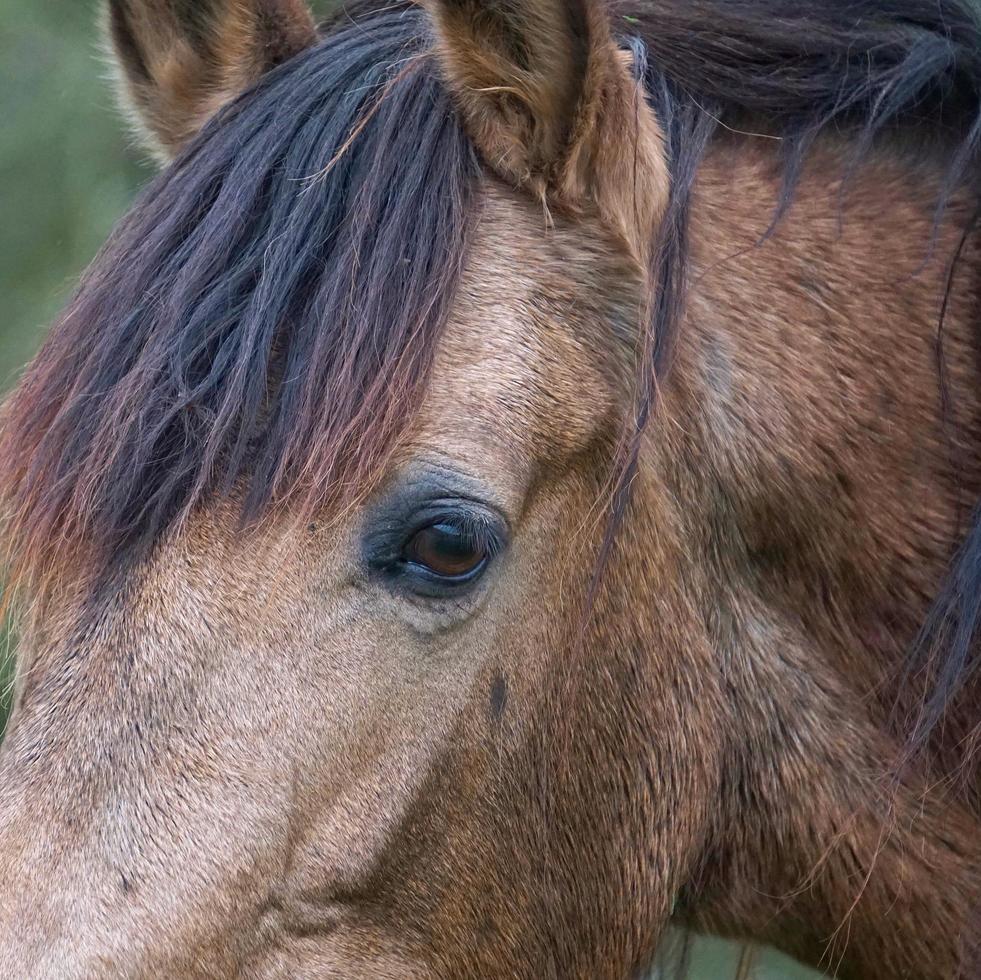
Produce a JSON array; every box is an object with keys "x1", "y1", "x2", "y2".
[
  {"x1": 424, "y1": 0, "x2": 667, "y2": 260},
  {"x1": 105, "y1": 0, "x2": 317, "y2": 159}
]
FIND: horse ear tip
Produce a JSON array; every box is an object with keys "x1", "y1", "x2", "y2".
[
  {"x1": 101, "y1": 0, "x2": 318, "y2": 160},
  {"x1": 426, "y1": 0, "x2": 641, "y2": 205}
]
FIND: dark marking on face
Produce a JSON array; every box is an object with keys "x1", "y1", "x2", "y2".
[
  {"x1": 798, "y1": 272, "x2": 831, "y2": 301},
  {"x1": 476, "y1": 909, "x2": 499, "y2": 945},
  {"x1": 489, "y1": 672, "x2": 508, "y2": 722}
]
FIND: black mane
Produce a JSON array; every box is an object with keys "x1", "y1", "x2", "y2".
[{"x1": 0, "y1": 4, "x2": 478, "y2": 591}]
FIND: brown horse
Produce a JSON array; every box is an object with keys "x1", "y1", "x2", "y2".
[{"x1": 0, "y1": 0, "x2": 978, "y2": 976}]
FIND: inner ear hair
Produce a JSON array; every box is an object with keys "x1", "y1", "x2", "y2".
[
  {"x1": 424, "y1": 0, "x2": 594, "y2": 186},
  {"x1": 426, "y1": 0, "x2": 670, "y2": 266}
]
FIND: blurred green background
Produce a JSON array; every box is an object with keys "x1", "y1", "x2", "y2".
[
  {"x1": 0, "y1": 3, "x2": 824, "y2": 977},
  {"x1": 1, "y1": 0, "x2": 146, "y2": 390}
]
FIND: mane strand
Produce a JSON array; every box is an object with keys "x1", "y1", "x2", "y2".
[{"x1": 0, "y1": 6, "x2": 478, "y2": 598}]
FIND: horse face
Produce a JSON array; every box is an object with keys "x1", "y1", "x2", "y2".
[
  {"x1": 8, "y1": 2, "x2": 981, "y2": 977},
  {"x1": 0, "y1": 2, "x2": 692, "y2": 975},
  {"x1": 0, "y1": 190, "x2": 657, "y2": 977}
]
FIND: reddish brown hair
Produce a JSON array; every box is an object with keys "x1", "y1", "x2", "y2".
[{"x1": 0, "y1": 6, "x2": 478, "y2": 599}]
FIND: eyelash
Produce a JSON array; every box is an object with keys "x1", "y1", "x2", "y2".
[{"x1": 406, "y1": 512, "x2": 506, "y2": 562}]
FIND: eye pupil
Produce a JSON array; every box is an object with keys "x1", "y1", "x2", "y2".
[{"x1": 403, "y1": 523, "x2": 486, "y2": 579}]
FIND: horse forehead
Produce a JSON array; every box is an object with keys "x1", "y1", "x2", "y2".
[{"x1": 412, "y1": 186, "x2": 627, "y2": 466}]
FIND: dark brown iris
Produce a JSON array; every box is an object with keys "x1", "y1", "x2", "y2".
[{"x1": 403, "y1": 523, "x2": 486, "y2": 579}]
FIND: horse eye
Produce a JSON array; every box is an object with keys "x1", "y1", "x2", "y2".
[{"x1": 402, "y1": 523, "x2": 487, "y2": 580}]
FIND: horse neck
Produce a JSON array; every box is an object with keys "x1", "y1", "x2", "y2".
[{"x1": 642, "y1": 134, "x2": 981, "y2": 978}]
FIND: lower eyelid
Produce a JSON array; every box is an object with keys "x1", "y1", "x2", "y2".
[{"x1": 401, "y1": 554, "x2": 489, "y2": 585}]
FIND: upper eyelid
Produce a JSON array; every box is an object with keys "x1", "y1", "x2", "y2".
[
  {"x1": 401, "y1": 499, "x2": 508, "y2": 537},
  {"x1": 412, "y1": 511, "x2": 508, "y2": 557}
]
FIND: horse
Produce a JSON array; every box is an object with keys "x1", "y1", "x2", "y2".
[{"x1": 0, "y1": 0, "x2": 978, "y2": 976}]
